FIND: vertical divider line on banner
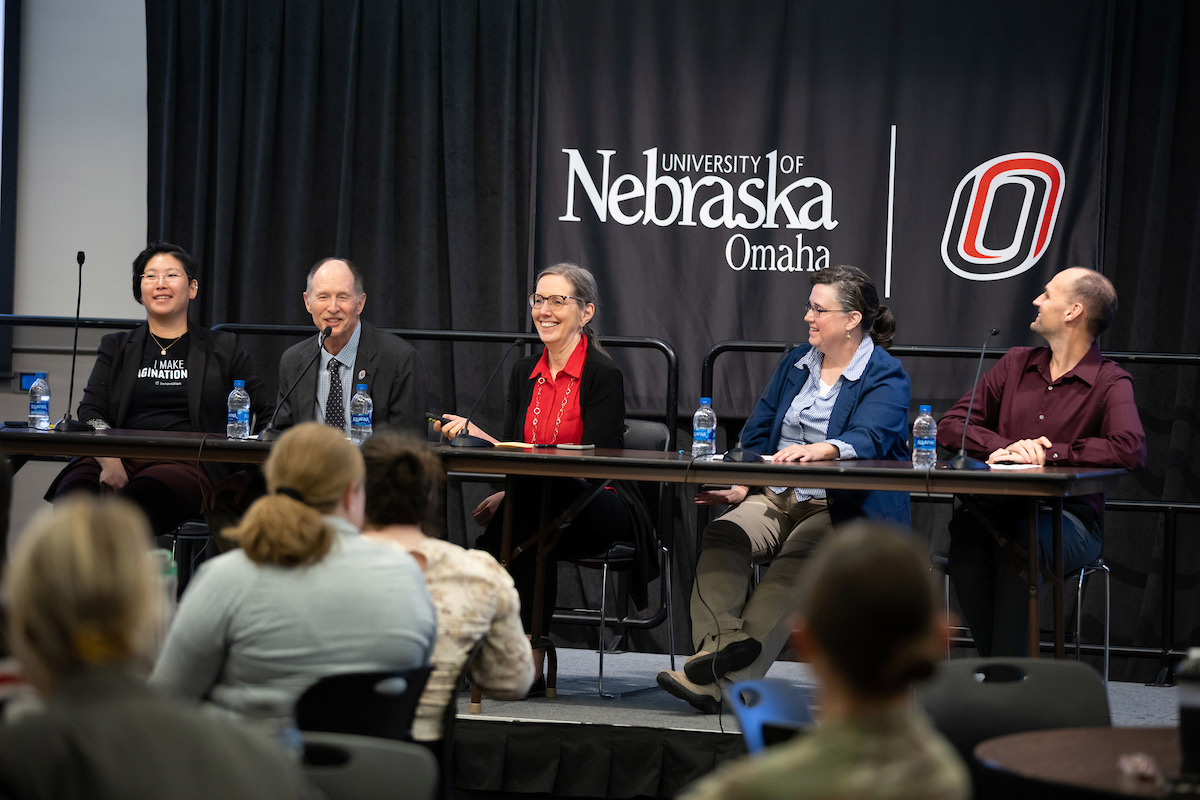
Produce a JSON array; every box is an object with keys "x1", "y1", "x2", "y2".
[{"x1": 885, "y1": 123, "x2": 898, "y2": 299}]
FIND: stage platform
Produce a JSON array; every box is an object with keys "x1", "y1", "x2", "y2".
[{"x1": 450, "y1": 648, "x2": 1178, "y2": 799}]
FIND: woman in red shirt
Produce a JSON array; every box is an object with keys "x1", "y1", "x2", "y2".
[{"x1": 439, "y1": 263, "x2": 652, "y2": 690}]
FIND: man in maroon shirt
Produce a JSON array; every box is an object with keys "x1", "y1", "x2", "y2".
[{"x1": 936, "y1": 267, "x2": 1146, "y2": 657}]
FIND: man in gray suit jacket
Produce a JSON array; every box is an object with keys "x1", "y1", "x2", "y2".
[{"x1": 274, "y1": 257, "x2": 427, "y2": 435}]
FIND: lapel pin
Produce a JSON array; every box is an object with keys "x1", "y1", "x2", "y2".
[{"x1": 358, "y1": 369, "x2": 366, "y2": 380}]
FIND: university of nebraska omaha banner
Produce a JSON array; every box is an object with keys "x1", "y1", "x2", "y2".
[{"x1": 532, "y1": 0, "x2": 1110, "y2": 418}]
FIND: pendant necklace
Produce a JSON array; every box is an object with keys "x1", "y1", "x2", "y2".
[{"x1": 149, "y1": 332, "x2": 183, "y2": 356}]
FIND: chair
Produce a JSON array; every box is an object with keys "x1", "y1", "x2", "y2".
[
  {"x1": 428, "y1": 641, "x2": 483, "y2": 800},
  {"x1": 935, "y1": 553, "x2": 1111, "y2": 679},
  {"x1": 302, "y1": 731, "x2": 439, "y2": 800},
  {"x1": 1074, "y1": 557, "x2": 1111, "y2": 682},
  {"x1": 916, "y1": 657, "x2": 1111, "y2": 767},
  {"x1": 158, "y1": 520, "x2": 214, "y2": 597},
  {"x1": 553, "y1": 418, "x2": 677, "y2": 697},
  {"x1": 295, "y1": 666, "x2": 433, "y2": 741},
  {"x1": 725, "y1": 678, "x2": 815, "y2": 755}
]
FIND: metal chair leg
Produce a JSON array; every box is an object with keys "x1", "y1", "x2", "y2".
[
  {"x1": 597, "y1": 559, "x2": 613, "y2": 698},
  {"x1": 664, "y1": 544, "x2": 676, "y2": 671},
  {"x1": 1074, "y1": 561, "x2": 1111, "y2": 683}
]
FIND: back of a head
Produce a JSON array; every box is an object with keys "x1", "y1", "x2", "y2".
[
  {"x1": 4, "y1": 497, "x2": 158, "y2": 690},
  {"x1": 361, "y1": 431, "x2": 445, "y2": 532},
  {"x1": 803, "y1": 522, "x2": 939, "y2": 699},
  {"x1": 229, "y1": 422, "x2": 365, "y2": 566}
]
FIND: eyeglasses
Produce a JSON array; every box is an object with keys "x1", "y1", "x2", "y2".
[
  {"x1": 528, "y1": 294, "x2": 583, "y2": 310},
  {"x1": 141, "y1": 271, "x2": 187, "y2": 283},
  {"x1": 805, "y1": 302, "x2": 847, "y2": 316}
]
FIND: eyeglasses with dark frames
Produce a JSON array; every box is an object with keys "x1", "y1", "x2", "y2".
[
  {"x1": 528, "y1": 294, "x2": 584, "y2": 310},
  {"x1": 805, "y1": 302, "x2": 847, "y2": 316}
]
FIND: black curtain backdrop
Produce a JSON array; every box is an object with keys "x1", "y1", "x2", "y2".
[{"x1": 146, "y1": 0, "x2": 1199, "y2": 680}]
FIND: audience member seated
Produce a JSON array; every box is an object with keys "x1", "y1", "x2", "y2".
[
  {"x1": 680, "y1": 522, "x2": 969, "y2": 800},
  {"x1": 44, "y1": 241, "x2": 272, "y2": 535},
  {"x1": 360, "y1": 432, "x2": 535, "y2": 740},
  {"x1": 0, "y1": 496, "x2": 318, "y2": 799},
  {"x1": 149, "y1": 422, "x2": 436, "y2": 734}
]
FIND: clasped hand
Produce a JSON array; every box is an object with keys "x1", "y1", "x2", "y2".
[{"x1": 987, "y1": 436, "x2": 1052, "y2": 465}]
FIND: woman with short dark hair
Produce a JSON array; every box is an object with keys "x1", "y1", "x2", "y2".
[{"x1": 46, "y1": 241, "x2": 271, "y2": 535}]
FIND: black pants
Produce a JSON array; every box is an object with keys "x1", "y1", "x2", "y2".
[
  {"x1": 476, "y1": 476, "x2": 631, "y2": 634},
  {"x1": 52, "y1": 457, "x2": 211, "y2": 536},
  {"x1": 948, "y1": 497, "x2": 1101, "y2": 657}
]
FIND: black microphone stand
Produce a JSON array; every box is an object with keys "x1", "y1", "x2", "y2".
[
  {"x1": 259, "y1": 326, "x2": 332, "y2": 442},
  {"x1": 947, "y1": 328, "x2": 1000, "y2": 470},
  {"x1": 55, "y1": 251, "x2": 91, "y2": 432},
  {"x1": 450, "y1": 339, "x2": 523, "y2": 448}
]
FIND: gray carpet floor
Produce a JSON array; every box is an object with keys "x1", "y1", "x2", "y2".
[{"x1": 458, "y1": 648, "x2": 1179, "y2": 731}]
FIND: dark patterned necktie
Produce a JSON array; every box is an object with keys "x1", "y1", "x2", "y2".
[{"x1": 325, "y1": 359, "x2": 345, "y2": 431}]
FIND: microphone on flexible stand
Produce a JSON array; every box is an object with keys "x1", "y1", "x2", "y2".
[
  {"x1": 259, "y1": 326, "x2": 333, "y2": 442},
  {"x1": 947, "y1": 327, "x2": 1000, "y2": 471},
  {"x1": 55, "y1": 251, "x2": 91, "y2": 432},
  {"x1": 450, "y1": 339, "x2": 523, "y2": 448}
]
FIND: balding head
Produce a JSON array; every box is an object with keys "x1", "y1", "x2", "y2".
[{"x1": 1062, "y1": 268, "x2": 1118, "y2": 338}]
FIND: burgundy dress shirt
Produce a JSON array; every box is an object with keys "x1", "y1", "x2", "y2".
[{"x1": 936, "y1": 344, "x2": 1147, "y2": 523}]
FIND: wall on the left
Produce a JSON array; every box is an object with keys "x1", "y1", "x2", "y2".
[{"x1": 5, "y1": 0, "x2": 147, "y2": 539}]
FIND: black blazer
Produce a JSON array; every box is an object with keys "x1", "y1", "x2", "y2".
[
  {"x1": 273, "y1": 320, "x2": 427, "y2": 435},
  {"x1": 76, "y1": 324, "x2": 271, "y2": 433},
  {"x1": 502, "y1": 339, "x2": 658, "y2": 607}
]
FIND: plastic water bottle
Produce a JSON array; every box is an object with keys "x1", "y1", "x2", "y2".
[
  {"x1": 692, "y1": 397, "x2": 717, "y2": 459},
  {"x1": 912, "y1": 404, "x2": 937, "y2": 468},
  {"x1": 226, "y1": 379, "x2": 250, "y2": 439},
  {"x1": 350, "y1": 384, "x2": 373, "y2": 444},
  {"x1": 28, "y1": 372, "x2": 51, "y2": 432}
]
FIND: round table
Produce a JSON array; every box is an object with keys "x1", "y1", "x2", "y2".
[{"x1": 974, "y1": 726, "x2": 1184, "y2": 798}]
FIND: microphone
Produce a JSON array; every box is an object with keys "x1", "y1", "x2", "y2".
[
  {"x1": 947, "y1": 327, "x2": 1000, "y2": 471},
  {"x1": 259, "y1": 326, "x2": 333, "y2": 442},
  {"x1": 55, "y1": 251, "x2": 91, "y2": 432},
  {"x1": 450, "y1": 339, "x2": 523, "y2": 448}
]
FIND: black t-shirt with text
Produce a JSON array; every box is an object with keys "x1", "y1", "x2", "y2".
[{"x1": 125, "y1": 334, "x2": 191, "y2": 431}]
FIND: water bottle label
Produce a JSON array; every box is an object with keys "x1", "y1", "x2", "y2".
[
  {"x1": 236, "y1": 408, "x2": 249, "y2": 424},
  {"x1": 694, "y1": 427, "x2": 715, "y2": 444},
  {"x1": 30, "y1": 400, "x2": 49, "y2": 416},
  {"x1": 351, "y1": 413, "x2": 372, "y2": 428},
  {"x1": 914, "y1": 436, "x2": 936, "y2": 451}
]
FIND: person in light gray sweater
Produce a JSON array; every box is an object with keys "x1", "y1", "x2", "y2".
[{"x1": 150, "y1": 422, "x2": 436, "y2": 725}]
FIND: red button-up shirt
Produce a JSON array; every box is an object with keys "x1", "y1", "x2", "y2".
[{"x1": 523, "y1": 335, "x2": 589, "y2": 445}]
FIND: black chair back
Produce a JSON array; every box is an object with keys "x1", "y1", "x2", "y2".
[
  {"x1": 916, "y1": 657, "x2": 1110, "y2": 764},
  {"x1": 296, "y1": 666, "x2": 433, "y2": 741}
]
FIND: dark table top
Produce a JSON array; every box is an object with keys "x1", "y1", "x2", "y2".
[{"x1": 975, "y1": 727, "x2": 1182, "y2": 798}]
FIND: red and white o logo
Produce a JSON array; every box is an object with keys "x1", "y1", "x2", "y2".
[{"x1": 941, "y1": 153, "x2": 1064, "y2": 281}]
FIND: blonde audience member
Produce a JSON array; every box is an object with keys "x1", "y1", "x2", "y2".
[
  {"x1": 150, "y1": 422, "x2": 436, "y2": 729},
  {"x1": 0, "y1": 497, "x2": 317, "y2": 799}
]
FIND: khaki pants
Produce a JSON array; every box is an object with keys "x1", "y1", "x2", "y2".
[{"x1": 690, "y1": 489, "x2": 832, "y2": 681}]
